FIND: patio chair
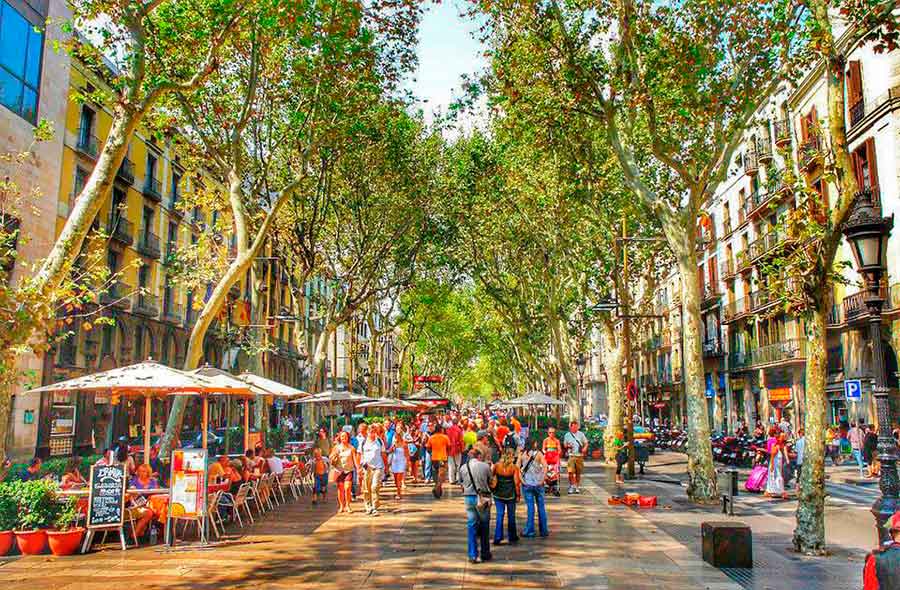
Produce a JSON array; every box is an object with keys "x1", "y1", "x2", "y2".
[
  {"x1": 207, "y1": 490, "x2": 223, "y2": 539},
  {"x1": 247, "y1": 479, "x2": 265, "y2": 515},
  {"x1": 276, "y1": 466, "x2": 295, "y2": 502},
  {"x1": 263, "y1": 473, "x2": 277, "y2": 509},
  {"x1": 232, "y1": 482, "x2": 254, "y2": 526}
]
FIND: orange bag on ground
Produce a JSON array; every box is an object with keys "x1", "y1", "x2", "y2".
[
  {"x1": 624, "y1": 493, "x2": 640, "y2": 505},
  {"x1": 637, "y1": 495, "x2": 658, "y2": 508},
  {"x1": 608, "y1": 496, "x2": 624, "y2": 505}
]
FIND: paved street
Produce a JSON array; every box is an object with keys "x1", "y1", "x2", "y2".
[{"x1": 0, "y1": 470, "x2": 747, "y2": 590}]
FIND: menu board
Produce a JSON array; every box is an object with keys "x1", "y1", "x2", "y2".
[
  {"x1": 87, "y1": 464, "x2": 126, "y2": 528},
  {"x1": 169, "y1": 449, "x2": 206, "y2": 518},
  {"x1": 49, "y1": 405, "x2": 76, "y2": 436}
]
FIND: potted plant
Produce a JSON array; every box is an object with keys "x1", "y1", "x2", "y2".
[
  {"x1": 14, "y1": 479, "x2": 60, "y2": 555},
  {"x1": 0, "y1": 483, "x2": 17, "y2": 555},
  {"x1": 47, "y1": 497, "x2": 84, "y2": 556}
]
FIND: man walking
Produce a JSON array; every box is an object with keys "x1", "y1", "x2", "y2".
[
  {"x1": 564, "y1": 421, "x2": 588, "y2": 494},
  {"x1": 460, "y1": 448, "x2": 493, "y2": 564},
  {"x1": 447, "y1": 419, "x2": 463, "y2": 484},
  {"x1": 863, "y1": 511, "x2": 900, "y2": 590},
  {"x1": 360, "y1": 428, "x2": 387, "y2": 515}
]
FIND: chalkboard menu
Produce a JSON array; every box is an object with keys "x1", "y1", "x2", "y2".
[{"x1": 87, "y1": 464, "x2": 126, "y2": 528}]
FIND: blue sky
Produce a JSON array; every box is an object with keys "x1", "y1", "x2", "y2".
[{"x1": 409, "y1": 1, "x2": 487, "y2": 126}]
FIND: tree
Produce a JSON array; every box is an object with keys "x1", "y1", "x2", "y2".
[
  {"x1": 756, "y1": 1, "x2": 899, "y2": 554},
  {"x1": 477, "y1": 0, "x2": 800, "y2": 502},
  {"x1": 0, "y1": 0, "x2": 248, "y2": 459},
  {"x1": 157, "y1": 0, "x2": 424, "y2": 456}
]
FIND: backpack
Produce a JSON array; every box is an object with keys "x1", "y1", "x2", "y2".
[{"x1": 503, "y1": 433, "x2": 518, "y2": 451}]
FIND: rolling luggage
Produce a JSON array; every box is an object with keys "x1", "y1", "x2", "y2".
[{"x1": 745, "y1": 464, "x2": 768, "y2": 493}]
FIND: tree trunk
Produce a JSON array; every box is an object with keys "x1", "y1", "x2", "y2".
[
  {"x1": 550, "y1": 316, "x2": 581, "y2": 421},
  {"x1": 310, "y1": 322, "x2": 335, "y2": 390},
  {"x1": 676, "y1": 249, "x2": 719, "y2": 503},
  {"x1": 158, "y1": 175, "x2": 298, "y2": 458},
  {"x1": 600, "y1": 319, "x2": 624, "y2": 462},
  {"x1": 793, "y1": 299, "x2": 829, "y2": 554}
]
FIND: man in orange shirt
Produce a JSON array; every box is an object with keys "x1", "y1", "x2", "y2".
[{"x1": 427, "y1": 424, "x2": 451, "y2": 498}]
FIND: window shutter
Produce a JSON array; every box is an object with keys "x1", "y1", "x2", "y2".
[
  {"x1": 847, "y1": 61, "x2": 863, "y2": 106},
  {"x1": 865, "y1": 137, "x2": 879, "y2": 192}
]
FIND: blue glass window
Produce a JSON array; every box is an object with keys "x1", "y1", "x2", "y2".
[{"x1": 0, "y1": 1, "x2": 42, "y2": 123}]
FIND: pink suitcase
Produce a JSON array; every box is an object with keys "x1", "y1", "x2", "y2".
[{"x1": 745, "y1": 464, "x2": 768, "y2": 493}]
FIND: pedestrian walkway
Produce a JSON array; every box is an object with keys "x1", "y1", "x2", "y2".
[{"x1": 0, "y1": 477, "x2": 741, "y2": 590}]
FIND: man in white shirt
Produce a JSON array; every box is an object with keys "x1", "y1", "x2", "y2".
[
  {"x1": 563, "y1": 421, "x2": 589, "y2": 494},
  {"x1": 360, "y1": 429, "x2": 386, "y2": 515}
]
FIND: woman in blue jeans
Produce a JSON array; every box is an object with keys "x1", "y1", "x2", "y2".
[
  {"x1": 491, "y1": 449, "x2": 521, "y2": 544},
  {"x1": 518, "y1": 438, "x2": 549, "y2": 537}
]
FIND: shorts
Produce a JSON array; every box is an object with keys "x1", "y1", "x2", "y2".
[
  {"x1": 314, "y1": 473, "x2": 328, "y2": 494},
  {"x1": 567, "y1": 456, "x2": 584, "y2": 475},
  {"x1": 432, "y1": 460, "x2": 446, "y2": 472},
  {"x1": 335, "y1": 471, "x2": 352, "y2": 485}
]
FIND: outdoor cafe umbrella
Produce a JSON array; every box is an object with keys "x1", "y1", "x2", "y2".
[
  {"x1": 502, "y1": 392, "x2": 567, "y2": 429},
  {"x1": 188, "y1": 367, "x2": 259, "y2": 451},
  {"x1": 294, "y1": 390, "x2": 369, "y2": 435},
  {"x1": 356, "y1": 397, "x2": 423, "y2": 411},
  {"x1": 404, "y1": 385, "x2": 451, "y2": 407},
  {"x1": 26, "y1": 360, "x2": 247, "y2": 462},
  {"x1": 238, "y1": 372, "x2": 309, "y2": 399}
]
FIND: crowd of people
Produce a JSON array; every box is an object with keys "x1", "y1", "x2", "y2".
[{"x1": 306, "y1": 411, "x2": 594, "y2": 564}]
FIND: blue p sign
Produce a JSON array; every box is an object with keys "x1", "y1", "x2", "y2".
[{"x1": 844, "y1": 379, "x2": 862, "y2": 401}]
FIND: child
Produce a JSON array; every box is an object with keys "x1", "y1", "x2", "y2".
[{"x1": 312, "y1": 447, "x2": 330, "y2": 505}]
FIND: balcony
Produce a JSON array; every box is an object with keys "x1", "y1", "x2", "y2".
[
  {"x1": 744, "y1": 149, "x2": 759, "y2": 176},
  {"x1": 747, "y1": 230, "x2": 787, "y2": 263},
  {"x1": 722, "y1": 295, "x2": 750, "y2": 323},
  {"x1": 773, "y1": 120, "x2": 791, "y2": 148},
  {"x1": 162, "y1": 302, "x2": 184, "y2": 325},
  {"x1": 799, "y1": 136, "x2": 821, "y2": 171},
  {"x1": 100, "y1": 281, "x2": 132, "y2": 309},
  {"x1": 75, "y1": 129, "x2": 99, "y2": 159},
  {"x1": 185, "y1": 308, "x2": 198, "y2": 328},
  {"x1": 143, "y1": 177, "x2": 162, "y2": 202},
  {"x1": 751, "y1": 338, "x2": 807, "y2": 367},
  {"x1": 136, "y1": 231, "x2": 161, "y2": 259},
  {"x1": 133, "y1": 292, "x2": 159, "y2": 318},
  {"x1": 117, "y1": 158, "x2": 135, "y2": 185},
  {"x1": 842, "y1": 281, "x2": 892, "y2": 324},
  {"x1": 748, "y1": 184, "x2": 791, "y2": 219},
  {"x1": 749, "y1": 289, "x2": 778, "y2": 314},
  {"x1": 756, "y1": 138, "x2": 773, "y2": 163},
  {"x1": 701, "y1": 282, "x2": 721, "y2": 309},
  {"x1": 736, "y1": 249, "x2": 751, "y2": 272},
  {"x1": 849, "y1": 99, "x2": 865, "y2": 127},
  {"x1": 729, "y1": 350, "x2": 752, "y2": 371},
  {"x1": 107, "y1": 217, "x2": 134, "y2": 246},
  {"x1": 826, "y1": 304, "x2": 843, "y2": 327},
  {"x1": 703, "y1": 338, "x2": 724, "y2": 358},
  {"x1": 719, "y1": 258, "x2": 735, "y2": 281}
]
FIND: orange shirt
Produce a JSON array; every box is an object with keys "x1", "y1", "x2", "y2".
[
  {"x1": 314, "y1": 457, "x2": 327, "y2": 476},
  {"x1": 427, "y1": 433, "x2": 451, "y2": 461},
  {"x1": 496, "y1": 426, "x2": 510, "y2": 443}
]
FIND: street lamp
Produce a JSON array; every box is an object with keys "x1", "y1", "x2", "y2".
[
  {"x1": 841, "y1": 187, "x2": 897, "y2": 544},
  {"x1": 576, "y1": 353, "x2": 587, "y2": 420}
]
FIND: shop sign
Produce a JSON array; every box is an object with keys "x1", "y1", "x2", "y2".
[
  {"x1": 768, "y1": 387, "x2": 791, "y2": 402},
  {"x1": 49, "y1": 405, "x2": 76, "y2": 436}
]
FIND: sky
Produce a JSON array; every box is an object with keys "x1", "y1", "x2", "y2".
[{"x1": 409, "y1": 1, "x2": 488, "y2": 128}]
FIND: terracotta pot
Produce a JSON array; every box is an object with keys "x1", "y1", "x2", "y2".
[
  {"x1": 591, "y1": 449, "x2": 602, "y2": 459},
  {"x1": 0, "y1": 531, "x2": 13, "y2": 556},
  {"x1": 14, "y1": 529, "x2": 48, "y2": 555},
  {"x1": 47, "y1": 528, "x2": 85, "y2": 556}
]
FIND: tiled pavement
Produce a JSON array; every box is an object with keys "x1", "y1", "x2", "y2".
[{"x1": 0, "y1": 473, "x2": 744, "y2": 590}]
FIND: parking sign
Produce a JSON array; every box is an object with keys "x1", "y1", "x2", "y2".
[{"x1": 844, "y1": 379, "x2": 862, "y2": 401}]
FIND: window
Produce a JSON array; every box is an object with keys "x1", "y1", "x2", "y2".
[
  {"x1": 852, "y1": 138, "x2": 879, "y2": 192},
  {"x1": 111, "y1": 187, "x2": 126, "y2": 223},
  {"x1": 0, "y1": 1, "x2": 43, "y2": 123},
  {"x1": 146, "y1": 153, "x2": 157, "y2": 182},
  {"x1": 142, "y1": 205, "x2": 153, "y2": 238},
  {"x1": 101, "y1": 324, "x2": 114, "y2": 357},
  {"x1": 106, "y1": 248, "x2": 119, "y2": 273},
  {"x1": 846, "y1": 61, "x2": 863, "y2": 109}
]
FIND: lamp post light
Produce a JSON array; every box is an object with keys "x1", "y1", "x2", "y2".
[{"x1": 841, "y1": 187, "x2": 897, "y2": 544}]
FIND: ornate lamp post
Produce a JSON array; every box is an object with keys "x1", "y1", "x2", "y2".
[
  {"x1": 576, "y1": 353, "x2": 588, "y2": 420},
  {"x1": 841, "y1": 187, "x2": 897, "y2": 543}
]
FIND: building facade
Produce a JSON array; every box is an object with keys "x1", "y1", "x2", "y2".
[{"x1": 634, "y1": 24, "x2": 900, "y2": 433}]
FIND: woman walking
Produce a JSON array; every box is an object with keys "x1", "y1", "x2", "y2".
[
  {"x1": 519, "y1": 438, "x2": 548, "y2": 538},
  {"x1": 329, "y1": 431, "x2": 359, "y2": 514},
  {"x1": 764, "y1": 434, "x2": 788, "y2": 500},
  {"x1": 389, "y1": 428, "x2": 411, "y2": 500},
  {"x1": 491, "y1": 448, "x2": 521, "y2": 545}
]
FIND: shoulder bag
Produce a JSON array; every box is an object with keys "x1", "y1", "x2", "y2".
[{"x1": 466, "y1": 461, "x2": 492, "y2": 512}]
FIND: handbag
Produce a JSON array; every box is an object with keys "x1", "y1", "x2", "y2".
[{"x1": 466, "y1": 461, "x2": 492, "y2": 512}]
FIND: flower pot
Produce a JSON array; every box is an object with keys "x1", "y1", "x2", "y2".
[
  {"x1": 0, "y1": 531, "x2": 13, "y2": 556},
  {"x1": 591, "y1": 449, "x2": 602, "y2": 459},
  {"x1": 14, "y1": 529, "x2": 48, "y2": 555},
  {"x1": 47, "y1": 528, "x2": 85, "y2": 556}
]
